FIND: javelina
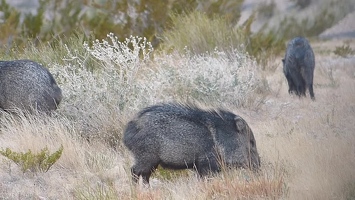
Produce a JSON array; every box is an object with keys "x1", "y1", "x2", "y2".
[
  {"x1": 123, "y1": 103, "x2": 260, "y2": 184},
  {"x1": 282, "y1": 36, "x2": 315, "y2": 100},
  {"x1": 0, "y1": 60, "x2": 62, "y2": 113}
]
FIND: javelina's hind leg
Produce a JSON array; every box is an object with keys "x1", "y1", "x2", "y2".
[
  {"x1": 196, "y1": 154, "x2": 220, "y2": 177},
  {"x1": 290, "y1": 71, "x2": 304, "y2": 97},
  {"x1": 285, "y1": 74, "x2": 296, "y2": 94},
  {"x1": 132, "y1": 165, "x2": 155, "y2": 185},
  {"x1": 294, "y1": 79, "x2": 307, "y2": 98},
  {"x1": 309, "y1": 84, "x2": 315, "y2": 100},
  {"x1": 131, "y1": 157, "x2": 160, "y2": 184}
]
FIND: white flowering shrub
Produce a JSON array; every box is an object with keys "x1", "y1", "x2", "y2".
[
  {"x1": 50, "y1": 34, "x2": 153, "y2": 144},
  {"x1": 55, "y1": 34, "x2": 153, "y2": 111},
  {"x1": 83, "y1": 34, "x2": 154, "y2": 111},
  {"x1": 84, "y1": 34, "x2": 153, "y2": 85},
  {"x1": 144, "y1": 49, "x2": 260, "y2": 107}
]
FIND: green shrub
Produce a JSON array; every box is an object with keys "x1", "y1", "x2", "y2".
[
  {"x1": 0, "y1": 145, "x2": 63, "y2": 173},
  {"x1": 291, "y1": 0, "x2": 312, "y2": 9},
  {"x1": 241, "y1": 14, "x2": 286, "y2": 64},
  {"x1": 334, "y1": 44, "x2": 354, "y2": 58}
]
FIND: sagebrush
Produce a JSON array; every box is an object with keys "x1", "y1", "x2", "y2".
[{"x1": 0, "y1": 145, "x2": 63, "y2": 173}]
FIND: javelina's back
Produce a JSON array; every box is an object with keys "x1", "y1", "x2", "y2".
[
  {"x1": 123, "y1": 103, "x2": 260, "y2": 184},
  {"x1": 282, "y1": 36, "x2": 315, "y2": 100},
  {"x1": 0, "y1": 60, "x2": 62, "y2": 113}
]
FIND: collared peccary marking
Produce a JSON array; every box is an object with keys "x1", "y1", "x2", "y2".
[
  {"x1": 123, "y1": 103, "x2": 260, "y2": 184},
  {"x1": 282, "y1": 36, "x2": 315, "y2": 100},
  {"x1": 0, "y1": 60, "x2": 62, "y2": 113}
]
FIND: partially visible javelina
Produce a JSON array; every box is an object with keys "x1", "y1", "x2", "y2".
[
  {"x1": 282, "y1": 36, "x2": 315, "y2": 100},
  {"x1": 0, "y1": 60, "x2": 62, "y2": 113},
  {"x1": 123, "y1": 103, "x2": 260, "y2": 184}
]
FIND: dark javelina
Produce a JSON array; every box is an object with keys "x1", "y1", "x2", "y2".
[
  {"x1": 0, "y1": 60, "x2": 62, "y2": 113},
  {"x1": 123, "y1": 103, "x2": 260, "y2": 184},
  {"x1": 282, "y1": 36, "x2": 315, "y2": 100}
]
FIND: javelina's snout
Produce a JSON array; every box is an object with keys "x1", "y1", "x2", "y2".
[
  {"x1": 123, "y1": 103, "x2": 261, "y2": 184},
  {"x1": 231, "y1": 116, "x2": 261, "y2": 171}
]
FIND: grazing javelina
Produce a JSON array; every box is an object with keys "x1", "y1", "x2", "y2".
[
  {"x1": 282, "y1": 36, "x2": 315, "y2": 100},
  {"x1": 0, "y1": 60, "x2": 62, "y2": 113},
  {"x1": 123, "y1": 103, "x2": 260, "y2": 184}
]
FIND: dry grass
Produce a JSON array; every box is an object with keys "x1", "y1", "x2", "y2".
[
  {"x1": 247, "y1": 39, "x2": 355, "y2": 199},
  {"x1": 0, "y1": 35, "x2": 355, "y2": 199}
]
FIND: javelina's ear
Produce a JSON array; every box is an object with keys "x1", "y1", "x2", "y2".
[
  {"x1": 282, "y1": 59, "x2": 285, "y2": 64},
  {"x1": 235, "y1": 117, "x2": 246, "y2": 132}
]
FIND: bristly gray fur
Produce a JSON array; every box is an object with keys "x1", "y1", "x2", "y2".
[
  {"x1": 282, "y1": 36, "x2": 315, "y2": 100},
  {"x1": 0, "y1": 59, "x2": 62, "y2": 113},
  {"x1": 123, "y1": 102, "x2": 260, "y2": 184}
]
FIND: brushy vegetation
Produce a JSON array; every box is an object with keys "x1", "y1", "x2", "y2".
[
  {"x1": 160, "y1": 10, "x2": 286, "y2": 66},
  {"x1": 334, "y1": 44, "x2": 354, "y2": 58},
  {"x1": 1, "y1": 0, "x2": 353, "y2": 65},
  {"x1": 0, "y1": 0, "x2": 244, "y2": 50},
  {"x1": 0, "y1": 145, "x2": 63, "y2": 173},
  {"x1": 0, "y1": 0, "x2": 355, "y2": 199},
  {"x1": 161, "y1": 11, "x2": 246, "y2": 55}
]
